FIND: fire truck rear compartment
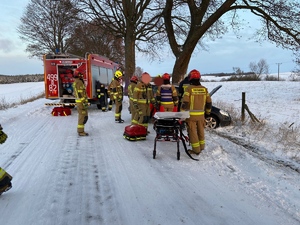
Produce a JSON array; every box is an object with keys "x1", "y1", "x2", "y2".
[{"x1": 57, "y1": 65, "x2": 77, "y2": 100}]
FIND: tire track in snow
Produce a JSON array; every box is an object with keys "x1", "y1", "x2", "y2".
[
  {"x1": 2, "y1": 117, "x2": 51, "y2": 170},
  {"x1": 40, "y1": 115, "x2": 122, "y2": 225},
  {"x1": 206, "y1": 130, "x2": 300, "y2": 224},
  {"x1": 1, "y1": 102, "x2": 51, "y2": 169},
  {"x1": 210, "y1": 129, "x2": 300, "y2": 173}
]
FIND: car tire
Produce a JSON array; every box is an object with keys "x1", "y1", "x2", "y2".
[{"x1": 205, "y1": 115, "x2": 219, "y2": 129}]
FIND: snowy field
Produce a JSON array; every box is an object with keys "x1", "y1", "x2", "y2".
[
  {"x1": 0, "y1": 76, "x2": 299, "y2": 225},
  {"x1": 0, "y1": 82, "x2": 44, "y2": 103}
]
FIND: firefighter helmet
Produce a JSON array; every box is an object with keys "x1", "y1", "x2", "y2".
[
  {"x1": 74, "y1": 70, "x2": 84, "y2": 78},
  {"x1": 130, "y1": 75, "x2": 138, "y2": 83},
  {"x1": 114, "y1": 70, "x2": 123, "y2": 79},
  {"x1": 162, "y1": 73, "x2": 171, "y2": 80},
  {"x1": 188, "y1": 69, "x2": 201, "y2": 80}
]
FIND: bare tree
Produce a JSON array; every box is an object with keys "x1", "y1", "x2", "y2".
[
  {"x1": 18, "y1": 0, "x2": 81, "y2": 58},
  {"x1": 78, "y1": 0, "x2": 165, "y2": 81},
  {"x1": 233, "y1": 67, "x2": 244, "y2": 75},
  {"x1": 163, "y1": 0, "x2": 300, "y2": 83},
  {"x1": 249, "y1": 59, "x2": 269, "y2": 80},
  {"x1": 291, "y1": 61, "x2": 300, "y2": 80},
  {"x1": 135, "y1": 67, "x2": 144, "y2": 77},
  {"x1": 66, "y1": 21, "x2": 125, "y2": 64},
  {"x1": 291, "y1": 50, "x2": 300, "y2": 76},
  {"x1": 19, "y1": 0, "x2": 300, "y2": 84}
]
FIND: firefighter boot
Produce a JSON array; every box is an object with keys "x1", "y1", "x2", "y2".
[
  {"x1": 115, "y1": 118, "x2": 124, "y2": 123},
  {"x1": 0, "y1": 181, "x2": 12, "y2": 195},
  {"x1": 78, "y1": 132, "x2": 89, "y2": 136},
  {"x1": 0, "y1": 169, "x2": 13, "y2": 195},
  {"x1": 187, "y1": 149, "x2": 200, "y2": 155}
]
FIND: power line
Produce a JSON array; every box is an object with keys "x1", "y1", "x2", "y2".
[{"x1": 276, "y1": 63, "x2": 282, "y2": 81}]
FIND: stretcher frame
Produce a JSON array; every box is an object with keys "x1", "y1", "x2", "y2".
[{"x1": 153, "y1": 112, "x2": 198, "y2": 161}]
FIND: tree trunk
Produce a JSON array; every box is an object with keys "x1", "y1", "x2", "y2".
[
  {"x1": 124, "y1": 27, "x2": 135, "y2": 94},
  {"x1": 171, "y1": 51, "x2": 193, "y2": 84}
]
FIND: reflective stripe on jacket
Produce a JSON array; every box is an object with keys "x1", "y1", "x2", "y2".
[
  {"x1": 133, "y1": 82, "x2": 155, "y2": 105},
  {"x1": 110, "y1": 79, "x2": 123, "y2": 100},
  {"x1": 181, "y1": 85, "x2": 212, "y2": 115},
  {"x1": 72, "y1": 78, "x2": 87, "y2": 103},
  {"x1": 0, "y1": 167, "x2": 6, "y2": 179},
  {"x1": 128, "y1": 82, "x2": 137, "y2": 101}
]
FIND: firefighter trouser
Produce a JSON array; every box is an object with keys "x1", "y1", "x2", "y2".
[
  {"x1": 98, "y1": 93, "x2": 106, "y2": 111},
  {"x1": 0, "y1": 167, "x2": 12, "y2": 192},
  {"x1": 186, "y1": 115, "x2": 206, "y2": 154},
  {"x1": 160, "y1": 103, "x2": 175, "y2": 112},
  {"x1": 76, "y1": 103, "x2": 88, "y2": 133},
  {"x1": 132, "y1": 105, "x2": 139, "y2": 125},
  {"x1": 0, "y1": 130, "x2": 8, "y2": 144},
  {"x1": 134, "y1": 103, "x2": 150, "y2": 129},
  {"x1": 130, "y1": 99, "x2": 138, "y2": 124},
  {"x1": 115, "y1": 100, "x2": 122, "y2": 120},
  {"x1": 108, "y1": 95, "x2": 114, "y2": 110}
]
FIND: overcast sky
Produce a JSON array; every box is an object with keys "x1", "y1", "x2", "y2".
[{"x1": 0, "y1": 1, "x2": 296, "y2": 76}]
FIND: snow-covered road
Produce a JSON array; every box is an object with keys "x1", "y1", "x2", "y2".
[{"x1": 1, "y1": 96, "x2": 299, "y2": 225}]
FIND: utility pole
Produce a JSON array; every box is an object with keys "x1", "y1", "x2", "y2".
[{"x1": 276, "y1": 63, "x2": 282, "y2": 81}]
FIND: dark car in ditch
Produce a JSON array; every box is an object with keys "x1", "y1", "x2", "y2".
[{"x1": 204, "y1": 85, "x2": 231, "y2": 129}]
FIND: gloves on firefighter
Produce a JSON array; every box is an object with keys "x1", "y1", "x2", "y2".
[
  {"x1": 180, "y1": 102, "x2": 188, "y2": 111},
  {"x1": 133, "y1": 103, "x2": 142, "y2": 115},
  {"x1": 117, "y1": 98, "x2": 122, "y2": 102},
  {"x1": 83, "y1": 98, "x2": 88, "y2": 103},
  {"x1": 205, "y1": 108, "x2": 211, "y2": 116},
  {"x1": 0, "y1": 130, "x2": 8, "y2": 144},
  {"x1": 155, "y1": 103, "x2": 160, "y2": 111},
  {"x1": 82, "y1": 98, "x2": 89, "y2": 109}
]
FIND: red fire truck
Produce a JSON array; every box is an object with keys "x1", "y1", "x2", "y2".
[{"x1": 43, "y1": 53, "x2": 119, "y2": 108}]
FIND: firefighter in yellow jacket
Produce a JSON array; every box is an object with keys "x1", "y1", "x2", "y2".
[
  {"x1": 128, "y1": 75, "x2": 139, "y2": 124},
  {"x1": 156, "y1": 73, "x2": 178, "y2": 112},
  {"x1": 96, "y1": 80, "x2": 106, "y2": 111},
  {"x1": 132, "y1": 72, "x2": 156, "y2": 131},
  {"x1": 110, "y1": 70, "x2": 124, "y2": 123},
  {"x1": 0, "y1": 124, "x2": 13, "y2": 195},
  {"x1": 181, "y1": 69, "x2": 212, "y2": 155},
  {"x1": 72, "y1": 70, "x2": 89, "y2": 136}
]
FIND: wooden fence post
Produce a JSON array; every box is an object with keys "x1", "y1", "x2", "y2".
[{"x1": 241, "y1": 92, "x2": 245, "y2": 122}]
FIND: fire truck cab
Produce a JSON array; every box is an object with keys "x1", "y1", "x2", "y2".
[{"x1": 43, "y1": 53, "x2": 119, "y2": 109}]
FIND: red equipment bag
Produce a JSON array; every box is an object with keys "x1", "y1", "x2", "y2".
[
  {"x1": 123, "y1": 125, "x2": 147, "y2": 141},
  {"x1": 51, "y1": 107, "x2": 72, "y2": 116}
]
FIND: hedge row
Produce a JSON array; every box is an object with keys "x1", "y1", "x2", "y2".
[{"x1": 0, "y1": 74, "x2": 44, "y2": 84}]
